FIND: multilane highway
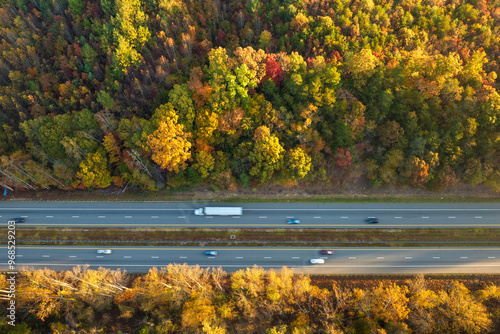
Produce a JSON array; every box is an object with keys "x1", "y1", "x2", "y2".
[
  {"x1": 1, "y1": 202, "x2": 499, "y2": 228},
  {"x1": 2, "y1": 246, "x2": 500, "y2": 274}
]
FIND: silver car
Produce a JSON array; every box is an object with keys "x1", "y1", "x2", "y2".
[
  {"x1": 97, "y1": 249, "x2": 112, "y2": 254},
  {"x1": 310, "y1": 258, "x2": 325, "y2": 264}
]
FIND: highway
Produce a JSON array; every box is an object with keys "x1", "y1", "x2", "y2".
[
  {"x1": 1, "y1": 202, "x2": 499, "y2": 228},
  {"x1": 2, "y1": 246, "x2": 500, "y2": 274}
]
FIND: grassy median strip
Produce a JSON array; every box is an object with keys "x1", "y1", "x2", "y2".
[{"x1": 9, "y1": 227, "x2": 500, "y2": 247}]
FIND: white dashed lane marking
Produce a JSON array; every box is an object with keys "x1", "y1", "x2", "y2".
[
  {"x1": 72, "y1": 216, "x2": 79, "y2": 218},
  {"x1": 151, "y1": 216, "x2": 159, "y2": 218},
  {"x1": 259, "y1": 216, "x2": 267, "y2": 218},
  {"x1": 348, "y1": 257, "x2": 357, "y2": 259},
  {"x1": 180, "y1": 257, "x2": 187, "y2": 259},
  {"x1": 405, "y1": 257, "x2": 413, "y2": 259},
  {"x1": 475, "y1": 216, "x2": 482, "y2": 218},
  {"x1": 448, "y1": 216, "x2": 455, "y2": 218},
  {"x1": 395, "y1": 217, "x2": 402, "y2": 218},
  {"x1": 377, "y1": 257, "x2": 384, "y2": 259},
  {"x1": 124, "y1": 256, "x2": 132, "y2": 259},
  {"x1": 151, "y1": 256, "x2": 159, "y2": 259},
  {"x1": 98, "y1": 216, "x2": 105, "y2": 218},
  {"x1": 422, "y1": 216, "x2": 429, "y2": 219},
  {"x1": 125, "y1": 216, "x2": 132, "y2": 218},
  {"x1": 42, "y1": 255, "x2": 50, "y2": 258},
  {"x1": 460, "y1": 257, "x2": 468, "y2": 259},
  {"x1": 292, "y1": 257, "x2": 300, "y2": 259},
  {"x1": 433, "y1": 257, "x2": 440, "y2": 259},
  {"x1": 488, "y1": 257, "x2": 496, "y2": 259},
  {"x1": 264, "y1": 257, "x2": 271, "y2": 259},
  {"x1": 178, "y1": 216, "x2": 185, "y2": 219},
  {"x1": 341, "y1": 216, "x2": 349, "y2": 219},
  {"x1": 69, "y1": 256, "x2": 76, "y2": 258},
  {"x1": 46, "y1": 216, "x2": 53, "y2": 218},
  {"x1": 235, "y1": 257, "x2": 243, "y2": 259},
  {"x1": 314, "y1": 216, "x2": 321, "y2": 218}
]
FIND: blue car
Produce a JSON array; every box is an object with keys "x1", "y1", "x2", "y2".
[
  {"x1": 365, "y1": 218, "x2": 379, "y2": 224},
  {"x1": 204, "y1": 250, "x2": 217, "y2": 256},
  {"x1": 287, "y1": 219, "x2": 300, "y2": 224}
]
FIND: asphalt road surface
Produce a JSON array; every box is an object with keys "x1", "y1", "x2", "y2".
[
  {"x1": 1, "y1": 202, "x2": 499, "y2": 228},
  {"x1": 2, "y1": 246, "x2": 500, "y2": 274}
]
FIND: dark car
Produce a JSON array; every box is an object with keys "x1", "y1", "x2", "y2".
[
  {"x1": 287, "y1": 219, "x2": 300, "y2": 224},
  {"x1": 321, "y1": 250, "x2": 334, "y2": 255},
  {"x1": 204, "y1": 250, "x2": 218, "y2": 256},
  {"x1": 11, "y1": 218, "x2": 25, "y2": 223},
  {"x1": 365, "y1": 218, "x2": 379, "y2": 224}
]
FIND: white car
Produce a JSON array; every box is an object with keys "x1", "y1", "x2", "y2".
[
  {"x1": 97, "y1": 249, "x2": 112, "y2": 254},
  {"x1": 310, "y1": 258, "x2": 325, "y2": 264}
]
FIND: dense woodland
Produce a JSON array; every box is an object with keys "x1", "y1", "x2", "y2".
[
  {"x1": 1, "y1": 267, "x2": 500, "y2": 333},
  {"x1": 0, "y1": 0, "x2": 499, "y2": 192}
]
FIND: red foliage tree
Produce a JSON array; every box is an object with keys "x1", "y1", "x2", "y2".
[
  {"x1": 262, "y1": 54, "x2": 283, "y2": 86},
  {"x1": 335, "y1": 148, "x2": 352, "y2": 170}
]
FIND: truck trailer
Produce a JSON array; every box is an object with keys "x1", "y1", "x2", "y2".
[{"x1": 194, "y1": 207, "x2": 243, "y2": 216}]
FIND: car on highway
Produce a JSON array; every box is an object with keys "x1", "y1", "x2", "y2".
[
  {"x1": 97, "y1": 249, "x2": 112, "y2": 254},
  {"x1": 320, "y1": 250, "x2": 334, "y2": 255},
  {"x1": 310, "y1": 258, "x2": 325, "y2": 264},
  {"x1": 287, "y1": 219, "x2": 300, "y2": 224},
  {"x1": 365, "y1": 218, "x2": 379, "y2": 224},
  {"x1": 204, "y1": 250, "x2": 218, "y2": 256},
  {"x1": 11, "y1": 218, "x2": 25, "y2": 223}
]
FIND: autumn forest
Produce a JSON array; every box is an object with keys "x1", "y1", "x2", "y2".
[
  {"x1": 0, "y1": 0, "x2": 499, "y2": 192},
  {"x1": 1, "y1": 266, "x2": 500, "y2": 333}
]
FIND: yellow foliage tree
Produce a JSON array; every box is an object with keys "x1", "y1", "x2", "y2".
[
  {"x1": 77, "y1": 150, "x2": 112, "y2": 188},
  {"x1": 146, "y1": 103, "x2": 192, "y2": 172},
  {"x1": 287, "y1": 147, "x2": 312, "y2": 180}
]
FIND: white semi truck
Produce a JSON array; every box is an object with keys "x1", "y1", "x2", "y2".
[{"x1": 194, "y1": 207, "x2": 243, "y2": 216}]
